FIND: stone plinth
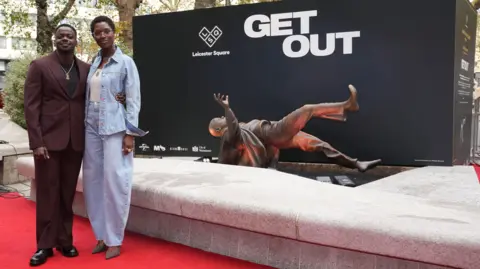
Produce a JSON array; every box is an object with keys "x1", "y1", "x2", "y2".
[{"x1": 16, "y1": 157, "x2": 479, "y2": 269}]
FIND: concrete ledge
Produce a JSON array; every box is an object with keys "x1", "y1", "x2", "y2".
[
  {"x1": 0, "y1": 152, "x2": 32, "y2": 185},
  {"x1": 0, "y1": 113, "x2": 31, "y2": 161},
  {"x1": 25, "y1": 182, "x2": 451, "y2": 269},
  {"x1": 16, "y1": 157, "x2": 480, "y2": 269},
  {"x1": 360, "y1": 166, "x2": 480, "y2": 210},
  {"x1": 0, "y1": 110, "x2": 31, "y2": 184},
  {"x1": 0, "y1": 143, "x2": 31, "y2": 161}
]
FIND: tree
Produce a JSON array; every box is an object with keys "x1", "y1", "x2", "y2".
[
  {"x1": 72, "y1": 18, "x2": 103, "y2": 63},
  {"x1": 158, "y1": 0, "x2": 187, "y2": 12},
  {"x1": 472, "y1": 0, "x2": 480, "y2": 10},
  {"x1": 194, "y1": 0, "x2": 216, "y2": 9},
  {"x1": 197, "y1": 0, "x2": 278, "y2": 9},
  {"x1": 115, "y1": 0, "x2": 144, "y2": 49},
  {"x1": 95, "y1": 0, "x2": 144, "y2": 49},
  {"x1": 0, "y1": 0, "x2": 77, "y2": 54},
  {"x1": 2, "y1": 53, "x2": 39, "y2": 129},
  {"x1": 236, "y1": 0, "x2": 279, "y2": 5}
]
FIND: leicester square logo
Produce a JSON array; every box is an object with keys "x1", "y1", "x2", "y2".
[
  {"x1": 199, "y1": 26, "x2": 223, "y2": 47},
  {"x1": 192, "y1": 26, "x2": 230, "y2": 58}
]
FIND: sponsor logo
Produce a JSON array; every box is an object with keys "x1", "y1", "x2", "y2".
[
  {"x1": 192, "y1": 26, "x2": 231, "y2": 58},
  {"x1": 244, "y1": 10, "x2": 360, "y2": 58},
  {"x1": 153, "y1": 145, "x2": 166, "y2": 152},
  {"x1": 139, "y1": 143, "x2": 150, "y2": 151},
  {"x1": 170, "y1": 146, "x2": 188, "y2": 152},
  {"x1": 199, "y1": 26, "x2": 223, "y2": 47},
  {"x1": 192, "y1": 145, "x2": 212, "y2": 153},
  {"x1": 461, "y1": 59, "x2": 469, "y2": 71}
]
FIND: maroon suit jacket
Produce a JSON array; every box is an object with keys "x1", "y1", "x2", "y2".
[{"x1": 24, "y1": 52, "x2": 90, "y2": 152}]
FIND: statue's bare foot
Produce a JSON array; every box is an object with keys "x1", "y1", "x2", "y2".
[
  {"x1": 356, "y1": 159, "x2": 381, "y2": 172},
  {"x1": 345, "y1": 84, "x2": 359, "y2": 112}
]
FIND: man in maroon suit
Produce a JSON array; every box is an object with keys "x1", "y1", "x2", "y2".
[{"x1": 24, "y1": 24, "x2": 87, "y2": 266}]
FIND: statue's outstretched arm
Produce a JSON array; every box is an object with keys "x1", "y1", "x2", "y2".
[
  {"x1": 214, "y1": 93, "x2": 241, "y2": 144},
  {"x1": 224, "y1": 107, "x2": 241, "y2": 144}
]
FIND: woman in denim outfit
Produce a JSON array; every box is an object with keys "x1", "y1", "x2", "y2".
[{"x1": 83, "y1": 16, "x2": 147, "y2": 260}]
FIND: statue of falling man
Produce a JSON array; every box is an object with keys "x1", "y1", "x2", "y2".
[{"x1": 208, "y1": 85, "x2": 381, "y2": 172}]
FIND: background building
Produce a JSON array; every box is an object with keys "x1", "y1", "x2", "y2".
[{"x1": 0, "y1": 0, "x2": 119, "y2": 90}]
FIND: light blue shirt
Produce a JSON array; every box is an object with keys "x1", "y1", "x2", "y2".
[{"x1": 85, "y1": 46, "x2": 148, "y2": 137}]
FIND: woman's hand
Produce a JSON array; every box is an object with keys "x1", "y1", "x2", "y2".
[{"x1": 122, "y1": 135, "x2": 134, "y2": 155}]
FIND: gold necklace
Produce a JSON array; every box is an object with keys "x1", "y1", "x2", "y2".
[{"x1": 60, "y1": 60, "x2": 75, "y2": 80}]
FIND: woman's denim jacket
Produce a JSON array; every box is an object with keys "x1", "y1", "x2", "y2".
[{"x1": 85, "y1": 46, "x2": 148, "y2": 137}]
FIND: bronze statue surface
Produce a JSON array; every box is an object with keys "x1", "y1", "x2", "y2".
[{"x1": 209, "y1": 85, "x2": 381, "y2": 172}]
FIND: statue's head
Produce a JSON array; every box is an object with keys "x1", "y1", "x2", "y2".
[{"x1": 208, "y1": 116, "x2": 227, "y2": 137}]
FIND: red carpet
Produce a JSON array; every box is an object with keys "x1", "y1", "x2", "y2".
[
  {"x1": 473, "y1": 164, "x2": 480, "y2": 183},
  {"x1": 0, "y1": 196, "x2": 271, "y2": 269}
]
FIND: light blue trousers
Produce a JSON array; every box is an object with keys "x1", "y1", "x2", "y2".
[{"x1": 83, "y1": 101, "x2": 133, "y2": 247}]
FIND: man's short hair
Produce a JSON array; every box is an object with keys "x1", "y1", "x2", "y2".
[{"x1": 55, "y1": 24, "x2": 77, "y2": 37}]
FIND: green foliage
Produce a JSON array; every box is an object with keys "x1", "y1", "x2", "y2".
[
  {"x1": 157, "y1": 0, "x2": 185, "y2": 12},
  {"x1": 95, "y1": 0, "x2": 118, "y2": 9},
  {"x1": 116, "y1": 40, "x2": 133, "y2": 57},
  {"x1": 0, "y1": 0, "x2": 34, "y2": 38},
  {"x1": 2, "y1": 53, "x2": 42, "y2": 129},
  {"x1": 0, "y1": 0, "x2": 79, "y2": 54}
]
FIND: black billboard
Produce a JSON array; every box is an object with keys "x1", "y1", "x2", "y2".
[
  {"x1": 132, "y1": 0, "x2": 476, "y2": 167},
  {"x1": 452, "y1": 0, "x2": 477, "y2": 165}
]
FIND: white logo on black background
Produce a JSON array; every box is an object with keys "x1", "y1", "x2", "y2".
[
  {"x1": 139, "y1": 143, "x2": 150, "y2": 151},
  {"x1": 193, "y1": 26, "x2": 230, "y2": 58},
  {"x1": 199, "y1": 26, "x2": 223, "y2": 47},
  {"x1": 170, "y1": 146, "x2": 188, "y2": 152},
  {"x1": 153, "y1": 145, "x2": 166, "y2": 151},
  {"x1": 461, "y1": 59, "x2": 469, "y2": 71},
  {"x1": 192, "y1": 145, "x2": 212, "y2": 153},
  {"x1": 244, "y1": 10, "x2": 360, "y2": 58}
]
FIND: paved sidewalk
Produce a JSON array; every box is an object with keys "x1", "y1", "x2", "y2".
[{"x1": 5, "y1": 181, "x2": 31, "y2": 198}]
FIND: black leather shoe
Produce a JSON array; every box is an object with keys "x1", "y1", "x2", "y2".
[
  {"x1": 55, "y1": 245, "x2": 79, "y2": 258},
  {"x1": 29, "y1": 249, "x2": 53, "y2": 267}
]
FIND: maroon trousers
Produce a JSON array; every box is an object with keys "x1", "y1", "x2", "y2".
[{"x1": 34, "y1": 142, "x2": 83, "y2": 249}]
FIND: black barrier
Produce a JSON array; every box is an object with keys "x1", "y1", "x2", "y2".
[{"x1": 132, "y1": 0, "x2": 476, "y2": 166}]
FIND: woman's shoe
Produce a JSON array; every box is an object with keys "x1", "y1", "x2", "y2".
[
  {"x1": 105, "y1": 246, "x2": 121, "y2": 260},
  {"x1": 92, "y1": 241, "x2": 108, "y2": 254}
]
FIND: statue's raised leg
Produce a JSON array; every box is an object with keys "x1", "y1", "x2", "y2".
[
  {"x1": 306, "y1": 84, "x2": 359, "y2": 121},
  {"x1": 279, "y1": 131, "x2": 381, "y2": 172},
  {"x1": 264, "y1": 85, "x2": 359, "y2": 146}
]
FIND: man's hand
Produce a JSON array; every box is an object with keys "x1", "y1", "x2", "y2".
[
  {"x1": 213, "y1": 93, "x2": 229, "y2": 109},
  {"x1": 122, "y1": 135, "x2": 134, "y2": 155},
  {"x1": 115, "y1": 93, "x2": 126, "y2": 105},
  {"x1": 33, "y1": 147, "x2": 49, "y2": 160}
]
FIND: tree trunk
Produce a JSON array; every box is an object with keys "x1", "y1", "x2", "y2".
[
  {"x1": 194, "y1": 0, "x2": 216, "y2": 9},
  {"x1": 116, "y1": 0, "x2": 143, "y2": 50},
  {"x1": 225, "y1": 0, "x2": 231, "y2": 6},
  {"x1": 35, "y1": 0, "x2": 76, "y2": 55},
  {"x1": 35, "y1": 0, "x2": 53, "y2": 55}
]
